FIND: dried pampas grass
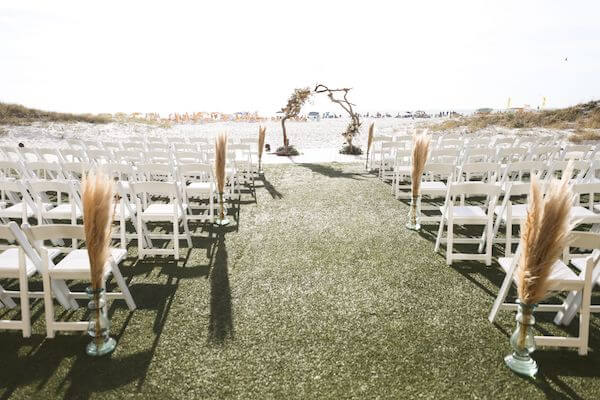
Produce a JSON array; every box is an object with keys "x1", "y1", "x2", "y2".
[
  {"x1": 258, "y1": 126, "x2": 266, "y2": 166},
  {"x1": 82, "y1": 171, "x2": 115, "y2": 290},
  {"x1": 366, "y1": 122, "x2": 374, "y2": 169},
  {"x1": 517, "y1": 172, "x2": 574, "y2": 305},
  {"x1": 215, "y1": 133, "x2": 227, "y2": 194},
  {"x1": 367, "y1": 122, "x2": 374, "y2": 151},
  {"x1": 410, "y1": 134, "x2": 431, "y2": 196}
]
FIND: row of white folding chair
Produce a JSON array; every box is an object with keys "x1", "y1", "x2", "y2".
[{"x1": 488, "y1": 231, "x2": 600, "y2": 355}]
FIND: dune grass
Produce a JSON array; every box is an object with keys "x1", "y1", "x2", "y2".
[
  {"x1": 0, "y1": 102, "x2": 111, "y2": 125},
  {"x1": 429, "y1": 100, "x2": 600, "y2": 137},
  {"x1": 0, "y1": 163, "x2": 599, "y2": 399}
]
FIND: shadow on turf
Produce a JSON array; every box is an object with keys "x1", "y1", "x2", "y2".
[
  {"x1": 298, "y1": 163, "x2": 367, "y2": 180},
  {"x1": 208, "y1": 233, "x2": 234, "y2": 342}
]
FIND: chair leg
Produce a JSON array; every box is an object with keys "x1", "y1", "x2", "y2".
[
  {"x1": 110, "y1": 259, "x2": 136, "y2": 310},
  {"x1": 434, "y1": 218, "x2": 445, "y2": 253},
  {"x1": 18, "y1": 269, "x2": 31, "y2": 338},
  {"x1": 486, "y1": 221, "x2": 493, "y2": 266},
  {"x1": 42, "y1": 273, "x2": 55, "y2": 338},
  {"x1": 446, "y1": 220, "x2": 453, "y2": 265},
  {"x1": 173, "y1": 216, "x2": 179, "y2": 260},
  {"x1": 488, "y1": 266, "x2": 515, "y2": 323},
  {"x1": 0, "y1": 284, "x2": 17, "y2": 308}
]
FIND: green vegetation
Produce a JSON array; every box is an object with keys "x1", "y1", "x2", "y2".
[
  {"x1": 0, "y1": 102, "x2": 112, "y2": 125},
  {"x1": 430, "y1": 100, "x2": 600, "y2": 137},
  {"x1": 0, "y1": 163, "x2": 599, "y2": 399}
]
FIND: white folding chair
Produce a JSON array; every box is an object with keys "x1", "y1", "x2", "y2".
[
  {"x1": 0, "y1": 222, "x2": 36, "y2": 337},
  {"x1": 28, "y1": 180, "x2": 83, "y2": 227},
  {"x1": 23, "y1": 224, "x2": 136, "y2": 338},
  {"x1": 435, "y1": 182, "x2": 501, "y2": 266},
  {"x1": 61, "y1": 161, "x2": 91, "y2": 180},
  {"x1": 489, "y1": 232, "x2": 600, "y2": 355},
  {"x1": 131, "y1": 182, "x2": 192, "y2": 260},
  {"x1": 0, "y1": 180, "x2": 42, "y2": 223},
  {"x1": 419, "y1": 162, "x2": 456, "y2": 224},
  {"x1": 178, "y1": 163, "x2": 216, "y2": 224},
  {"x1": 25, "y1": 161, "x2": 65, "y2": 180}
]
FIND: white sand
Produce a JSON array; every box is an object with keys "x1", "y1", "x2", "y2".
[{"x1": 3, "y1": 118, "x2": 566, "y2": 164}]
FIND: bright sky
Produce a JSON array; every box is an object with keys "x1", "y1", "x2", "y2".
[{"x1": 1, "y1": 1, "x2": 599, "y2": 115}]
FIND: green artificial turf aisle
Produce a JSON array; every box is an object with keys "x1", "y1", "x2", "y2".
[{"x1": 0, "y1": 163, "x2": 599, "y2": 399}]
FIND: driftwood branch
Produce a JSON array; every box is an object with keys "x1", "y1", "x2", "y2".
[{"x1": 314, "y1": 83, "x2": 361, "y2": 148}]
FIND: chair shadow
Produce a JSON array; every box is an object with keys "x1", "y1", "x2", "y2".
[
  {"x1": 259, "y1": 174, "x2": 283, "y2": 200},
  {"x1": 208, "y1": 233, "x2": 233, "y2": 343},
  {"x1": 297, "y1": 163, "x2": 366, "y2": 180}
]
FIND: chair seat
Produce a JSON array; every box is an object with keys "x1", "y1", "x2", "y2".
[
  {"x1": 499, "y1": 257, "x2": 582, "y2": 290},
  {"x1": 114, "y1": 203, "x2": 136, "y2": 220},
  {"x1": 0, "y1": 248, "x2": 60, "y2": 278},
  {"x1": 142, "y1": 203, "x2": 188, "y2": 220},
  {"x1": 394, "y1": 166, "x2": 411, "y2": 174},
  {"x1": 494, "y1": 204, "x2": 528, "y2": 222},
  {"x1": 440, "y1": 205, "x2": 487, "y2": 219},
  {"x1": 49, "y1": 248, "x2": 126, "y2": 280},
  {"x1": 421, "y1": 181, "x2": 447, "y2": 195},
  {"x1": 43, "y1": 204, "x2": 82, "y2": 220},
  {"x1": 571, "y1": 206, "x2": 600, "y2": 223},
  {"x1": 0, "y1": 202, "x2": 52, "y2": 219},
  {"x1": 0, "y1": 202, "x2": 35, "y2": 219},
  {"x1": 187, "y1": 182, "x2": 214, "y2": 191}
]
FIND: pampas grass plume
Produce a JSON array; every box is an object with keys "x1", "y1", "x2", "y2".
[
  {"x1": 410, "y1": 134, "x2": 431, "y2": 196},
  {"x1": 258, "y1": 126, "x2": 266, "y2": 161},
  {"x1": 82, "y1": 171, "x2": 114, "y2": 290},
  {"x1": 215, "y1": 133, "x2": 227, "y2": 194},
  {"x1": 517, "y1": 172, "x2": 574, "y2": 305}
]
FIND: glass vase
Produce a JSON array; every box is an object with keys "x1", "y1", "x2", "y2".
[
  {"x1": 215, "y1": 192, "x2": 230, "y2": 226},
  {"x1": 86, "y1": 287, "x2": 116, "y2": 356},
  {"x1": 406, "y1": 195, "x2": 421, "y2": 230},
  {"x1": 505, "y1": 301, "x2": 538, "y2": 377}
]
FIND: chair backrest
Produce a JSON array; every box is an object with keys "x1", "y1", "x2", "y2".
[
  {"x1": 423, "y1": 162, "x2": 455, "y2": 181},
  {"x1": 59, "y1": 148, "x2": 87, "y2": 162},
  {"x1": 0, "y1": 160, "x2": 29, "y2": 179},
  {"x1": 144, "y1": 151, "x2": 172, "y2": 164},
  {"x1": 448, "y1": 181, "x2": 502, "y2": 197},
  {"x1": 87, "y1": 149, "x2": 113, "y2": 164},
  {"x1": 429, "y1": 148, "x2": 460, "y2": 164},
  {"x1": 500, "y1": 160, "x2": 546, "y2": 183},
  {"x1": 136, "y1": 163, "x2": 175, "y2": 181},
  {"x1": 1, "y1": 146, "x2": 22, "y2": 161},
  {"x1": 121, "y1": 142, "x2": 145, "y2": 152},
  {"x1": 545, "y1": 160, "x2": 589, "y2": 181},
  {"x1": 147, "y1": 143, "x2": 171, "y2": 152},
  {"x1": 28, "y1": 179, "x2": 82, "y2": 212},
  {"x1": 114, "y1": 150, "x2": 144, "y2": 164},
  {"x1": 528, "y1": 145, "x2": 559, "y2": 161},
  {"x1": 458, "y1": 162, "x2": 500, "y2": 183},
  {"x1": 174, "y1": 151, "x2": 203, "y2": 164},
  {"x1": 131, "y1": 181, "x2": 179, "y2": 197},
  {"x1": 493, "y1": 136, "x2": 516, "y2": 147},
  {"x1": 24, "y1": 223, "x2": 86, "y2": 243},
  {"x1": 571, "y1": 182, "x2": 600, "y2": 210},
  {"x1": 35, "y1": 147, "x2": 61, "y2": 163},
  {"x1": 61, "y1": 161, "x2": 90, "y2": 180},
  {"x1": 563, "y1": 145, "x2": 594, "y2": 161},
  {"x1": 25, "y1": 161, "x2": 64, "y2": 179},
  {"x1": 495, "y1": 146, "x2": 528, "y2": 163},
  {"x1": 173, "y1": 143, "x2": 197, "y2": 152},
  {"x1": 178, "y1": 163, "x2": 214, "y2": 182},
  {"x1": 100, "y1": 141, "x2": 122, "y2": 152},
  {"x1": 189, "y1": 137, "x2": 209, "y2": 144}
]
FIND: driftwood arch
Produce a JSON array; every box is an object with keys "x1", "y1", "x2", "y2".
[{"x1": 314, "y1": 84, "x2": 361, "y2": 153}]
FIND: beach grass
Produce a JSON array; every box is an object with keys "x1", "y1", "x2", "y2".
[
  {"x1": 0, "y1": 102, "x2": 111, "y2": 125},
  {"x1": 0, "y1": 163, "x2": 599, "y2": 399},
  {"x1": 429, "y1": 100, "x2": 600, "y2": 139}
]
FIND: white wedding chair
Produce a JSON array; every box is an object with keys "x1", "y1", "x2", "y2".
[
  {"x1": 0, "y1": 180, "x2": 42, "y2": 223},
  {"x1": 25, "y1": 161, "x2": 65, "y2": 180},
  {"x1": 419, "y1": 163, "x2": 456, "y2": 224},
  {"x1": 178, "y1": 163, "x2": 216, "y2": 224},
  {"x1": 489, "y1": 232, "x2": 600, "y2": 355},
  {"x1": 23, "y1": 223, "x2": 136, "y2": 338},
  {"x1": 28, "y1": 180, "x2": 83, "y2": 227},
  {"x1": 131, "y1": 181, "x2": 192, "y2": 260},
  {"x1": 434, "y1": 182, "x2": 501, "y2": 266}
]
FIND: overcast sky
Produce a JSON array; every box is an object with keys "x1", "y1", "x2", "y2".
[{"x1": 1, "y1": 1, "x2": 599, "y2": 114}]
